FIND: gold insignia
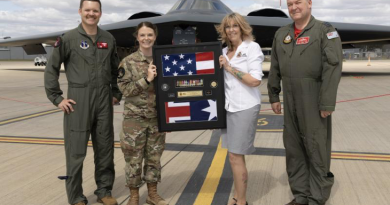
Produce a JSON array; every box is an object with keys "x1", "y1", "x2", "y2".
[
  {"x1": 210, "y1": 81, "x2": 218, "y2": 88},
  {"x1": 284, "y1": 34, "x2": 292, "y2": 44}
]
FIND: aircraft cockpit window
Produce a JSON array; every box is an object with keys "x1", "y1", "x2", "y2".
[
  {"x1": 178, "y1": 0, "x2": 194, "y2": 10},
  {"x1": 169, "y1": 0, "x2": 183, "y2": 12},
  {"x1": 212, "y1": 2, "x2": 228, "y2": 12},
  {"x1": 192, "y1": 1, "x2": 213, "y2": 10},
  {"x1": 167, "y1": 0, "x2": 233, "y2": 13}
]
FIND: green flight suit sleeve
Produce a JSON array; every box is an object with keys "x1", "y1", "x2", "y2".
[
  {"x1": 110, "y1": 40, "x2": 122, "y2": 102},
  {"x1": 319, "y1": 24, "x2": 343, "y2": 111},
  {"x1": 117, "y1": 57, "x2": 150, "y2": 97},
  {"x1": 268, "y1": 33, "x2": 282, "y2": 103},
  {"x1": 44, "y1": 36, "x2": 67, "y2": 106}
]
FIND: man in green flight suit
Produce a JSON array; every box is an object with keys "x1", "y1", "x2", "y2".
[
  {"x1": 267, "y1": 0, "x2": 342, "y2": 205},
  {"x1": 44, "y1": 0, "x2": 122, "y2": 205}
]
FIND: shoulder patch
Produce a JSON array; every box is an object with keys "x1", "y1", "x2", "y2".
[
  {"x1": 323, "y1": 22, "x2": 332, "y2": 27},
  {"x1": 327, "y1": 31, "x2": 339, "y2": 39},
  {"x1": 118, "y1": 67, "x2": 125, "y2": 79},
  {"x1": 54, "y1": 37, "x2": 62, "y2": 48}
]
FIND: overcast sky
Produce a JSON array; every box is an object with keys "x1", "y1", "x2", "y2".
[{"x1": 0, "y1": 0, "x2": 390, "y2": 38}]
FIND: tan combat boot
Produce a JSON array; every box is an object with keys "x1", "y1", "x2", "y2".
[
  {"x1": 146, "y1": 183, "x2": 168, "y2": 205},
  {"x1": 127, "y1": 187, "x2": 140, "y2": 205},
  {"x1": 97, "y1": 196, "x2": 118, "y2": 205}
]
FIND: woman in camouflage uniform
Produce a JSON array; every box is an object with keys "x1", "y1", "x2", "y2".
[{"x1": 117, "y1": 22, "x2": 168, "y2": 205}]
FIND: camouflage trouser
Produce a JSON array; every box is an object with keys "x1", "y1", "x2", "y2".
[{"x1": 120, "y1": 116, "x2": 166, "y2": 188}]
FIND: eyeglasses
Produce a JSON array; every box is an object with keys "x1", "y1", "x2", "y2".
[{"x1": 225, "y1": 24, "x2": 239, "y2": 30}]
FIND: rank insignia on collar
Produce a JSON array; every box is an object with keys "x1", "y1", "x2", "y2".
[
  {"x1": 97, "y1": 42, "x2": 108, "y2": 49},
  {"x1": 80, "y1": 41, "x2": 89, "y2": 50},
  {"x1": 284, "y1": 34, "x2": 292, "y2": 44}
]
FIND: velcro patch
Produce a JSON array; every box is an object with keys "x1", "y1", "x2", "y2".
[
  {"x1": 118, "y1": 67, "x2": 125, "y2": 79},
  {"x1": 323, "y1": 22, "x2": 332, "y2": 27},
  {"x1": 97, "y1": 42, "x2": 108, "y2": 49},
  {"x1": 296, "y1": 37, "x2": 310, "y2": 45},
  {"x1": 327, "y1": 31, "x2": 339, "y2": 39},
  {"x1": 54, "y1": 37, "x2": 61, "y2": 48}
]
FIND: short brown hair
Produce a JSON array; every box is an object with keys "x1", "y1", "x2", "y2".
[
  {"x1": 80, "y1": 0, "x2": 102, "y2": 11},
  {"x1": 215, "y1": 13, "x2": 254, "y2": 51},
  {"x1": 133, "y1": 21, "x2": 158, "y2": 38}
]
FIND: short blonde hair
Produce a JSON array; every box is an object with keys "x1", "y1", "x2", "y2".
[{"x1": 215, "y1": 13, "x2": 254, "y2": 51}]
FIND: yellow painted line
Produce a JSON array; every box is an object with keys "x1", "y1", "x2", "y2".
[
  {"x1": 0, "y1": 140, "x2": 63, "y2": 145},
  {"x1": 332, "y1": 152, "x2": 390, "y2": 158},
  {"x1": 332, "y1": 156, "x2": 390, "y2": 161},
  {"x1": 193, "y1": 139, "x2": 227, "y2": 205},
  {"x1": 0, "y1": 109, "x2": 61, "y2": 125},
  {"x1": 332, "y1": 152, "x2": 390, "y2": 161},
  {"x1": 0, "y1": 136, "x2": 121, "y2": 148},
  {"x1": 1, "y1": 136, "x2": 390, "y2": 162},
  {"x1": 0, "y1": 137, "x2": 63, "y2": 141},
  {"x1": 257, "y1": 129, "x2": 283, "y2": 132}
]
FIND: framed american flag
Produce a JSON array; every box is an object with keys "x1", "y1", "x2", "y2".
[{"x1": 153, "y1": 42, "x2": 226, "y2": 132}]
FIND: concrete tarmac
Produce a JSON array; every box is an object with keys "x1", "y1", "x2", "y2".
[{"x1": 1, "y1": 60, "x2": 390, "y2": 205}]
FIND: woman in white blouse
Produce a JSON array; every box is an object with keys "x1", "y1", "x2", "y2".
[{"x1": 216, "y1": 13, "x2": 264, "y2": 205}]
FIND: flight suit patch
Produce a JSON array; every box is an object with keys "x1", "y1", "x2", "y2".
[
  {"x1": 80, "y1": 41, "x2": 90, "y2": 50},
  {"x1": 296, "y1": 37, "x2": 310, "y2": 45},
  {"x1": 327, "y1": 31, "x2": 339, "y2": 39},
  {"x1": 54, "y1": 37, "x2": 61, "y2": 48},
  {"x1": 284, "y1": 34, "x2": 292, "y2": 44},
  {"x1": 118, "y1": 67, "x2": 125, "y2": 79},
  {"x1": 97, "y1": 42, "x2": 108, "y2": 49}
]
